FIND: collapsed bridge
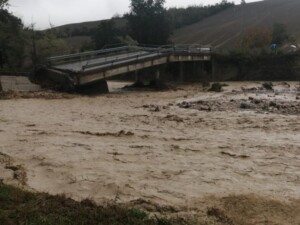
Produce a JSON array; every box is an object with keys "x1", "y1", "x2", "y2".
[{"x1": 33, "y1": 45, "x2": 212, "y2": 92}]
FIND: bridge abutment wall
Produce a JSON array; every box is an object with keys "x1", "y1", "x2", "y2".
[{"x1": 212, "y1": 53, "x2": 300, "y2": 81}]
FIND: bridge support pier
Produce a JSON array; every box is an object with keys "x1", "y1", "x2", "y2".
[
  {"x1": 76, "y1": 79, "x2": 109, "y2": 94},
  {"x1": 156, "y1": 69, "x2": 160, "y2": 80},
  {"x1": 134, "y1": 70, "x2": 145, "y2": 86},
  {"x1": 135, "y1": 70, "x2": 140, "y2": 82},
  {"x1": 135, "y1": 70, "x2": 146, "y2": 83},
  {"x1": 179, "y1": 62, "x2": 185, "y2": 82}
]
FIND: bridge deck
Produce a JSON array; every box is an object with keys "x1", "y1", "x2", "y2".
[
  {"x1": 45, "y1": 45, "x2": 212, "y2": 87},
  {"x1": 54, "y1": 51, "x2": 148, "y2": 72}
]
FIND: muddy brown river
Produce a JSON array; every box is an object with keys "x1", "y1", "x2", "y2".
[{"x1": 1, "y1": 81, "x2": 300, "y2": 224}]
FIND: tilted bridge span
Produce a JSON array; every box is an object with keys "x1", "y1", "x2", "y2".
[{"x1": 34, "y1": 45, "x2": 212, "y2": 91}]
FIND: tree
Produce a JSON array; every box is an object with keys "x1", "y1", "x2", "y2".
[
  {"x1": 92, "y1": 20, "x2": 120, "y2": 49},
  {"x1": 0, "y1": 0, "x2": 8, "y2": 9},
  {"x1": 127, "y1": 0, "x2": 171, "y2": 45},
  {"x1": 241, "y1": 0, "x2": 246, "y2": 4},
  {"x1": 35, "y1": 30, "x2": 69, "y2": 61},
  {"x1": 167, "y1": 2, "x2": 234, "y2": 29},
  {"x1": 272, "y1": 23, "x2": 288, "y2": 45},
  {"x1": 0, "y1": 4, "x2": 25, "y2": 69}
]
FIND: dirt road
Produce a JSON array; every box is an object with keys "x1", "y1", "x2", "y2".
[{"x1": 0, "y1": 81, "x2": 300, "y2": 224}]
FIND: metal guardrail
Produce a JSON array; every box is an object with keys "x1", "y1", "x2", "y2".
[
  {"x1": 48, "y1": 45, "x2": 211, "y2": 61},
  {"x1": 48, "y1": 46, "x2": 133, "y2": 62},
  {"x1": 47, "y1": 45, "x2": 168, "y2": 66},
  {"x1": 47, "y1": 45, "x2": 212, "y2": 72},
  {"x1": 82, "y1": 51, "x2": 165, "y2": 71},
  {"x1": 81, "y1": 46, "x2": 211, "y2": 71}
]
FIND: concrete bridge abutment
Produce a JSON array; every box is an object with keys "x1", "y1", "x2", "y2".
[{"x1": 75, "y1": 79, "x2": 109, "y2": 95}]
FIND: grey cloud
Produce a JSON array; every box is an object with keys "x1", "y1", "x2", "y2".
[{"x1": 9, "y1": 0, "x2": 259, "y2": 29}]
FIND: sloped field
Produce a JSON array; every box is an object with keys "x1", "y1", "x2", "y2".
[{"x1": 172, "y1": 0, "x2": 300, "y2": 48}]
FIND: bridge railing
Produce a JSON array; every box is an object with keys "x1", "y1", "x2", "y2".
[
  {"x1": 47, "y1": 45, "x2": 212, "y2": 70},
  {"x1": 46, "y1": 45, "x2": 170, "y2": 66},
  {"x1": 82, "y1": 51, "x2": 167, "y2": 71},
  {"x1": 47, "y1": 45, "x2": 136, "y2": 65},
  {"x1": 81, "y1": 46, "x2": 211, "y2": 72}
]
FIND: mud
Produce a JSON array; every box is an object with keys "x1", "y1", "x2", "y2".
[
  {"x1": 178, "y1": 82, "x2": 300, "y2": 115},
  {"x1": 204, "y1": 194, "x2": 300, "y2": 225},
  {"x1": 0, "y1": 90, "x2": 75, "y2": 100}
]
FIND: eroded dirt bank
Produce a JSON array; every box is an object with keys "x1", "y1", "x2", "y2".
[{"x1": 0, "y1": 81, "x2": 299, "y2": 224}]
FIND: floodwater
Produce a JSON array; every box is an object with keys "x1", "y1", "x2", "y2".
[{"x1": 1, "y1": 81, "x2": 300, "y2": 223}]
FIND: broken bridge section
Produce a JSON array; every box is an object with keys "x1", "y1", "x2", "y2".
[{"x1": 34, "y1": 45, "x2": 212, "y2": 92}]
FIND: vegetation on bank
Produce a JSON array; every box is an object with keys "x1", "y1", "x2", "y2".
[
  {"x1": 213, "y1": 51, "x2": 300, "y2": 80},
  {"x1": 0, "y1": 182, "x2": 213, "y2": 225},
  {"x1": 214, "y1": 20, "x2": 300, "y2": 81},
  {"x1": 0, "y1": 1, "x2": 25, "y2": 69},
  {"x1": 239, "y1": 23, "x2": 290, "y2": 51}
]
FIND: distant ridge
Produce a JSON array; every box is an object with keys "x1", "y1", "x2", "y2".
[
  {"x1": 49, "y1": 17, "x2": 126, "y2": 32},
  {"x1": 172, "y1": 0, "x2": 300, "y2": 48}
]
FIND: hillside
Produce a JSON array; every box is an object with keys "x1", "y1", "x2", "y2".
[
  {"x1": 51, "y1": 17, "x2": 127, "y2": 37},
  {"x1": 172, "y1": 0, "x2": 300, "y2": 49},
  {"x1": 47, "y1": 3, "x2": 234, "y2": 51},
  {"x1": 47, "y1": 0, "x2": 300, "y2": 51}
]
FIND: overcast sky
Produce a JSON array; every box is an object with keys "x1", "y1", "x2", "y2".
[{"x1": 9, "y1": 0, "x2": 261, "y2": 29}]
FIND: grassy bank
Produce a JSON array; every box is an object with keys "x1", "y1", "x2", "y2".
[{"x1": 0, "y1": 182, "x2": 202, "y2": 225}]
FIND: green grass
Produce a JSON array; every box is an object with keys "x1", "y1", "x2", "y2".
[{"x1": 0, "y1": 182, "x2": 208, "y2": 225}]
